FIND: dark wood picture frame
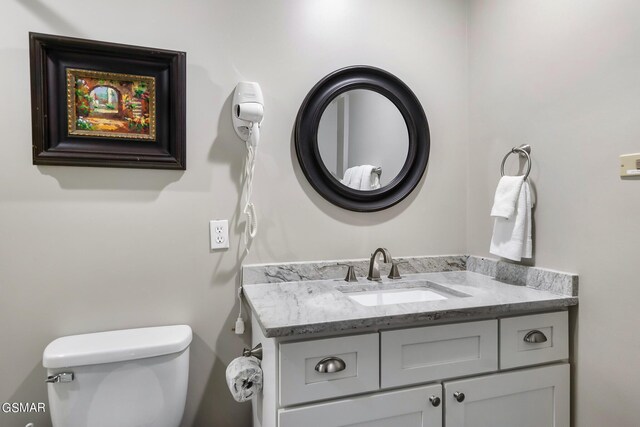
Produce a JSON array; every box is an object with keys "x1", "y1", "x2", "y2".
[
  {"x1": 294, "y1": 66, "x2": 430, "y2": 212},
  {"x1": 30, "y1": 33, "x2": 186, "y2": 170}
]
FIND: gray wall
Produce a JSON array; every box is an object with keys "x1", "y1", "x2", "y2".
[
  {"x1": 0, "y1": 1, "x2": 469, "y2": 426},
  {"x1": 347, "y1": 90, "x2": 408, "y2": 187},
  {"x1": 467, "y1": 1, "x2": 640, "y2": 426}
]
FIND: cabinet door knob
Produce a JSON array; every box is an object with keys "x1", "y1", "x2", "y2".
[
  {"x1": 453, "y1": 392, "x2": 465, "y2": 402},
  {"x1": 429, "y1": 396, "x2": 441, "y2": 407},
  {"x1": 315, "y1": 356, "x2": 346, "y2": 373},
  {"x1": 523, "y1": 330, "x2": 548, "y2": 343}
]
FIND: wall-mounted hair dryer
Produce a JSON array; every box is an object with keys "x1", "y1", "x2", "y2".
[
  {"x1": 232, "y1": 82, "x2": 264, "y2": 146},
  {"x1": 232, "y1": 82, "x2": 264, "y2": 251},
  {"x1": 232, "y1": 82, "x2": 264, "y2": 335}
]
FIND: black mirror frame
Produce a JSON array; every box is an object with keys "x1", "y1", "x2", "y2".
[{"x1": 294, "y1": 66, "x2": 430, "y2": 212}]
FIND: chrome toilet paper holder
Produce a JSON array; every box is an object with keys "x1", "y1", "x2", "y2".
[{"x1": 242, "y1": 343, "x2": 263, "y2": 361}]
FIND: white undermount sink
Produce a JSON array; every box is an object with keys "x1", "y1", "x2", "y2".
[
  {"x1": 347, "y1": 288, "x2": 448, "y2": 306},
  {"x1": 340, "y1": 280, "x2": 469, "y2": 307}
]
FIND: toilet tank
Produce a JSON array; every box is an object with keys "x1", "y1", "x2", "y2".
[{"x1": 43, "y1": 325, "x2": 192, "y2": 427}]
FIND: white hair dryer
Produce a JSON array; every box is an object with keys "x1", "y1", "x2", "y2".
[
  {"x1": 233, "y1": 82, "x2": 264, "y2": 145},
  {"x1": 232, "y1": 82, "x2": 264, "y2": 248}
]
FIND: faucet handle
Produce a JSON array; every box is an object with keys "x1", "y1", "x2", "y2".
[
  {"x1": 345, "y1": 265, "x2": 358, "y2": 282},
  {"x1": 338, "y1": 264, "x2": 358, "y2": 282},
  {"x1": 388, "y1": 261, "x2": 402, "y2": 280}
]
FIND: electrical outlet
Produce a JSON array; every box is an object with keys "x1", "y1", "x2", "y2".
[{"x1": 210, "y1": 220, "x2": 229, "y2": 250}]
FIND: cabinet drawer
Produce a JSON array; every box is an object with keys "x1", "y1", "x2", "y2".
[
  {"x1": 500, "y1": 311, "x2": 568, "y2": 369},
  {"x1": 279, "y1": 333, "x2": 379, "y2": 406},
  {"x1": 380, "y1": 320, "x2": 498, "y2": 388},
  {"x1": 278, "y1": 384, "x2": 442, "y2": 427}
]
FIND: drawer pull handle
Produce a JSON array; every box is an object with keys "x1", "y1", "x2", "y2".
[
  {"x1": 429, "y1": 396, "x2": 441, "y2": 407},
  {"x1": 315, "y1": 357, "x2": 346, "y2": 373},
  {"x1": 453, "y1": 392, "x2": 465, "y2": 403},
  {"x1": 523, "y1": 330, "x2": 548, "y2": 343}
]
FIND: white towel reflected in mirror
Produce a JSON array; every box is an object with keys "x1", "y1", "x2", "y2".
[{"x1": 341, "y1": 165, "x2": 381, "y2": 190}]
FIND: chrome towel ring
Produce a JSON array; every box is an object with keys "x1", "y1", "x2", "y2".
[{"x1": 500, "y1": 144, "x2": 531, "y2": 180}]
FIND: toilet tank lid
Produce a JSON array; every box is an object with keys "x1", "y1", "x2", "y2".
[{"x1": 43, "y1": 325, "x2": 192, "y2": 369}]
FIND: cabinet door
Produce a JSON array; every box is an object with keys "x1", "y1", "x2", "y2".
[
  {"x1": 278, "y1": 384, "x2": 442, "y2": 427},
  {"x1": 444, "y1": 364, "x2": 569, "y2": 427}
]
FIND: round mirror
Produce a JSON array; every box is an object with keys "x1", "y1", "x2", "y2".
[
  {"x1": 317, "y1": 89, "x2": 409, "y2": 190},
  {"x1": 295, "y1": 66, "x2": 430, "y2": 212}
]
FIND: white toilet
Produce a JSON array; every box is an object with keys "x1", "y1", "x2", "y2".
[{"x1": 43, "y1": 325, "x2": 192, "y2": 427}]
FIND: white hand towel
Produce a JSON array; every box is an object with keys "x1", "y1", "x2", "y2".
[
  {"x1": 341, "y1": 166, "x2": 361, "y2": 189},
  {"x1": 490, "y1": 176, "x2": 525, "y2": 219},
  {"x1": 490, "y1": 180, "x2": 532, "y2": 261},
  {"x1": 370, "y1": 170, "x2": 381, "y2": 190},
  {"x1": 341, "y1": 165, "x2": 380, "y2": 190},
  {"x1": 341, "y1": 167, "x2": 354, "y2": 187},
  {"x1": 358, "y1": 165, "x2": 376, "y2": 190}
]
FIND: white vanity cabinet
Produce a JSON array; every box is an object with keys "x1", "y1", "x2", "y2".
[{"x1": 252, "y1": 310, "x2": 571, "y2": 427}]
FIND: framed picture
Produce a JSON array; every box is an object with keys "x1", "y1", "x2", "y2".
[{"x1": 30, "y1": 33, "x2": 186, "y2": 169}]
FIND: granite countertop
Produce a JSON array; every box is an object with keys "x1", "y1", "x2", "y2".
[{"x1": 242, "y1": 256, "x2": 578, "y2": 338}]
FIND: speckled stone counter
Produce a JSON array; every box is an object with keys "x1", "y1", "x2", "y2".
[{"x1": 242, "y1": 256, "x2": 578, "y2": 338}]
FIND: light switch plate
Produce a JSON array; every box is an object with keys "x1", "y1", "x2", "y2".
[
  {"x1": 620, "y1": 153, "x2": 640, "y2": 177},
  {"x1": 210, "y1": 220, "x2": 229, "y2": 250}
]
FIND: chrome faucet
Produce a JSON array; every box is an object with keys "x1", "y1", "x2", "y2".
[{"x1": 367, "y1": 248, "x2": 392, "y2": 281}]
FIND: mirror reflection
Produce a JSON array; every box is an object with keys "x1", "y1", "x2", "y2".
[{"x1": 317, "y1": 90, "x2": 409, "y2": 191}]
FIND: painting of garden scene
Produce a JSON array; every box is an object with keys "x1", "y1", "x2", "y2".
[{"x1": 67, "y1": 69, "x2": 156, "y2": 140}]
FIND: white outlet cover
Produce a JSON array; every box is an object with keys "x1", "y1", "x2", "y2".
[{"x1": 210, "y1": 220, "x2": 229, "y2": 250}]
